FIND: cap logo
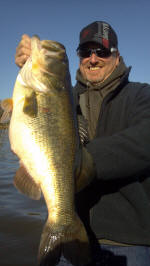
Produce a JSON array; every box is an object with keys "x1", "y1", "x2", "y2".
[
  {"x1": 102, "y1": 23, "x2": 109, "y2": 39},
  {"x1": 78, "y1": 21, "x2": 118, "y2": 51},
  {"x1": 102, "y1": 38, "x2": 109, "y2": 48},
  {"x1": 82, "y1": 29, "x2": 90, "y2": 39}
]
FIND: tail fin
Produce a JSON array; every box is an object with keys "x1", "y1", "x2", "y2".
[{"x1": 38, "y1": 215, "x2": 91, "y2": 266}]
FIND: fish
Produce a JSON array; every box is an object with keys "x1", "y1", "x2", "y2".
[
  {"x1": 0, "y1": 101, "x2": 9, "y2": 130},
  {"x1": 0, "y1": 101, "x2": 9, "y2": 144},
  {"x1": 0, "y1": 36, "x2": 91, "y2": 266}
]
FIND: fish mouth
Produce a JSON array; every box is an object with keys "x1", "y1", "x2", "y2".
[
  {"x1": 40, "y1": 40, "x2": 67, "y2": 62},
  {"x1": 18, "y1": 37, "x2": 70, "y2": 93}
]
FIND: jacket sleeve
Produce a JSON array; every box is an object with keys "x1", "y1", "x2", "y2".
[{"x1": 86, "y1": 83, "x2": 150, "y2": 181}]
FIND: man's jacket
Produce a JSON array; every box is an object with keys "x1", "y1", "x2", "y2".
[{"x1": 74, "y1": 58, "x2": 150, "y2": 246}]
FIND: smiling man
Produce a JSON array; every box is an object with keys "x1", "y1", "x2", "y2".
[
  {"x1": 78, "y1": 44, "x2": 119, "y2": 84},
  {"x1": 79, "y1": 46, "x2": 119, "y2": 83},
  {"x1": 77, "y1": 21, "x2": 119, "y2": 83},
  {"x1": 15, "y1": 21, "x2": 150, "y2": 266},
  {"x1": 75, "y1": 22, "x2": 127, "y2": 140},
  {"x1": 74, "y1": 21, "x2": 150, "y2": 266}
]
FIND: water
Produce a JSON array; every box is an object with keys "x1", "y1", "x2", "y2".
[{"x1": 0, "y1": 130, "x2": 47, "y2": 266}]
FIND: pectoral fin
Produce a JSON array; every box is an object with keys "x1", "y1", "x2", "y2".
[
  {"x1": 23, "y1": 90, "x2": 38, "y2": 117},
  {"x1": 14, "y1": 162, "x2": 41, "y2": 200}
]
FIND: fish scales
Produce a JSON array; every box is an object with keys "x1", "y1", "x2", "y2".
[
  {"x1": 11, "y1": 78, "x2": 77, "y2": 223},
  {"x1": 2, "y1": 36, "x2": 91, "y2": 265}
]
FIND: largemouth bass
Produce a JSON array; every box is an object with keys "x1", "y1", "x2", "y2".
[
  {"x1": 1, "y1": 36, "x2": 91, "y2": 265},
  {"x1": 0, "y1": 101, "x2": 9, "y2": 129}
]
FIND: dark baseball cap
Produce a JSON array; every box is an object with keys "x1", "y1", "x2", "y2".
[{"x1": 77, "y1": 21, "x2": 118, "y2": 52}]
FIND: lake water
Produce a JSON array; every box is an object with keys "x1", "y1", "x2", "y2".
[{"x1": 0, "y1": 130, "x2": 47, "y2": 266}]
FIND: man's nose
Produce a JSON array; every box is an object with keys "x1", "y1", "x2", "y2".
[{"x1": 89, "y1": 52, "x2": 99, "y2": 63}]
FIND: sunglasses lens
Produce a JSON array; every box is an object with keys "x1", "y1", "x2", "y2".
[
  {"x1": 78, "y1": 48, "x2": 112, "y2": 58},
  {"x1": 96, "y1": 49, "x2": 111, "y2": 58},
  {"x1": 78, "y1": 49, "x2": 91, "y2": 58}
]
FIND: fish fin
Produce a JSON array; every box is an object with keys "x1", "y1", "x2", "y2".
[
  {"x1": 38, "y1": 215, "x2": 91, "y2": 266},
  {"x1": 14, "y1": 163, "x2": 41, "y2": 200},
  {"x1": 0, "y1": 98, "x2": 13, "y2": 123},
  {"x1": 23, "y1": 90, "x2": 38, "y2": 117}
]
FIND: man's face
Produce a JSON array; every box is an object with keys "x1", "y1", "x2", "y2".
[{"x1": 79, "y1": 42, "x2": 120, "y2": 84}]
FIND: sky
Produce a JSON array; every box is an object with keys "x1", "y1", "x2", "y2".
[{"x1": 0, "y1": 0, "x2": 150, "y2": 99}]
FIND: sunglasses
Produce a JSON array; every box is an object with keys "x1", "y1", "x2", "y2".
[{"x1": 77, "y1": 47, "x2": 114, "y2": 58}]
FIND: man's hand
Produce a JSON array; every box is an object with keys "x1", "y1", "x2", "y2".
[
  {"x1": 15, "y1": 34, "x2": 31, "y2": 68},
  {"x1": 76, "y1": 147, "x2": 95, "y2": 192}
]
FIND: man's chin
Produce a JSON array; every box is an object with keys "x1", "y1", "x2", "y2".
[{"x1": 86, "y1": 76, "x2": 104, "y2": 84}]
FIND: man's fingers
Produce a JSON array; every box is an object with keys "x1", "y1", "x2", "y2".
[
  {"x1": 15, "y1": 54, "x2": 29, "y2": 68},
  {"x1": 16, "y1": 46, "x2": 31, "y2": 58},
  {"x1": 16, "y1": 36, "x2": 31, "y2": 55},
  {"x1": 15, "y1": 34, "x2": 31, "y2": 68},
  {"x1": 21, "y1": 34, "x2": 31, "y2": 41}
]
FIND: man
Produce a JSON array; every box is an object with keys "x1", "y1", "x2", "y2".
[{"x1": 15, "y1": 21, "x2": 150, "y2": 266}]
